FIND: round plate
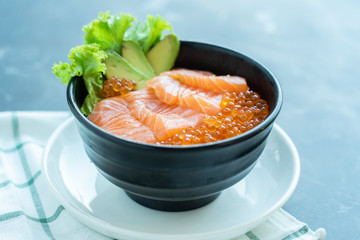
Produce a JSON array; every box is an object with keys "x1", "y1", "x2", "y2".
[{"x1": 42, "y1": 118, "x2": 300, "y2": 240}]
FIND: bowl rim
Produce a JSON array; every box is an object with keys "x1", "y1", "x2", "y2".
[{"x1": 67, "y1": 40, "x2": 283, "y2": 150}]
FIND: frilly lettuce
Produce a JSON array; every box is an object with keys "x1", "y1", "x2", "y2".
[
  {"x1": 52, "y1": 44, "x2": 107, "y2": 115},
  {"x1": 125, "y1": 15, "x2": 172, "y2": 53},
  {"x1": 83, "y1": 12, "x2": 172, "y2": 54},
  {"x1": 83, "y1": 12, "x2": 135, "y2": 52},
  {"x1": 53, "y1": 12, "x2": 175, "y2": 115}
]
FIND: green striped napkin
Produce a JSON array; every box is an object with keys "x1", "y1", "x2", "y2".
[{"x1": 0, "y1": 111, "x2": 326, "y2": 240}]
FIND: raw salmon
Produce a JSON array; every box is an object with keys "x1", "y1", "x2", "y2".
[
  {"x1": 123, "y1": 89, "x2": 204, "y2": 141},
  {"x1": 160, "y1": 68, "x2": 248, "y2": 94},
  {"x1": 89, "y1": 68, "x2": 250, "y2": 144},
  {"x1": 146, "y1": 75, "x2": 222, "y2": 115},
  {"x1": 88, "y1": 97, "x2": 157, "y2": 143}
]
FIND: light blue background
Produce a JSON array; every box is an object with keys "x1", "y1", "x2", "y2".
[{"x1": 1, "y1": 1, "x2": 359, "y2": 239}]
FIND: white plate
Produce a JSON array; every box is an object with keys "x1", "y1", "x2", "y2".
[{"x1": 42, "y1": 118, "x2": 300, "y2": 240}]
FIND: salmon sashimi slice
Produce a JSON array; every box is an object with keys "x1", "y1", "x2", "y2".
[
  {"x1": 160, "y1": 68, "x2": 248, "y2": 94},
  {"x1": 146, "y1": 75, "x2": 223, "y2": 115},
  {"x1": 123, "y1": 89, "x2": 204, "y2": 141},
  {"x1": 88, "y1": 96, "x2": 157, "y2": 143}
]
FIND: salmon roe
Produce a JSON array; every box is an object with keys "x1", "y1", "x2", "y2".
[
  {"x1": 101, "y1": 76, "x2": 137, "y2": 98},
  {"x1": 158, "y1": 90, "x2": 269, "y2": 145}
]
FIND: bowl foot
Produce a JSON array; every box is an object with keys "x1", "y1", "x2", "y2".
[{"x1": 125, "y1": 191, "x2": 221, "y2": 212}]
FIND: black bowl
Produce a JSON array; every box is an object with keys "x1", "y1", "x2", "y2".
[{"x1": 67, "y1": 41, "x2": 282, "y2": 211}]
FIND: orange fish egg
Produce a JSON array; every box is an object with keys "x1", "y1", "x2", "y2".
[
  {"x1": 163, "y1": 90, "x2": 269, "y2": 145},
  {"x1": 91, "y1": 69, "x2": 268, "y2": 145}
]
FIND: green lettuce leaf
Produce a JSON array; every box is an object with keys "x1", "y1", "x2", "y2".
[
  {"x1": 52, "y1": 43, "x2": 107, "y2": 115},
  {"x1": 83, "y1": 12, "x2": 135, "y2": 52},
  {"x1": 53, "y1": 12, "x2": 176, "y2": 116},
  {"x1": 125, "y1": 15, "x2": 172, "y2": 53}
]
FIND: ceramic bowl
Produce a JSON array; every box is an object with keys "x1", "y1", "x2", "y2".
[{"x1": 67, "y1": 41, "x2": 282, "y2": 211}]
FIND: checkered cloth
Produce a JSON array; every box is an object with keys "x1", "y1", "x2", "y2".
[{"x1": 0, "y1": 111, "x2": 326, "y2": 240}]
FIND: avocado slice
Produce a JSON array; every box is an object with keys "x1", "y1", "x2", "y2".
[
  {"x1": 146, "y1": 34, "x2": 180, "y2": 75},
  {"x1": 104, "y1": 51, "x2": 150, "y2": 90},
  {"x1": 122, "y1": 40, "x2": 156, "y2": 78}
]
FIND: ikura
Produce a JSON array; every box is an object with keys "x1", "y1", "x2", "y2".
[
  {"x1": 158, "y1": 90, "x2": 269, "y2": 145},
  {"x1": 101, "y1": 76, "x2": 137, "y2": 98}
]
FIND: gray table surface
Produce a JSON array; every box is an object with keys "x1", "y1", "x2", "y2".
[{"x1": 1, "y1": 0, "x2": 359, "y2": 239}]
